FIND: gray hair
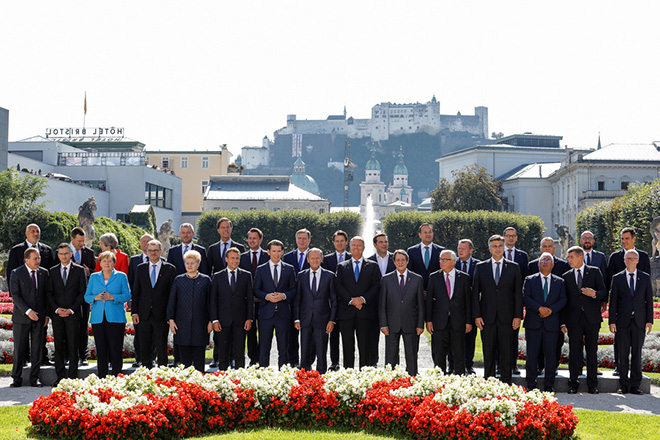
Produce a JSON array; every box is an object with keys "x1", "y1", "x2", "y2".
[
  {"x1": 350, "y1": 236, "x2": 365, "y2": 247},
  {"x1": 99, "y1": 232, "x2": 119, "y2": 249},
  {"x1": 147, "y1": 239, "x2": 162, "y2": 250},
  {"x1": 567, "y1": 246, "x2": 584, "y2": 258},
  {"x1": 307, "y1": 247, "x2": 323, "y2": 259},
  {"x1": 441, "y1": 249, "x2": 457, "y2": 261},
  {"x1": 624, "y1": 249, "x2": 640, "y2": 259},
  {"x1": 540, "y1": 237, "x2": 556, "y2": 248},
  {"x1": 26, "y1": 223, "x2": 40, "y2": 233},
  {"x1": 393, "y1": 249, "x2": 409, "y2": 261}
]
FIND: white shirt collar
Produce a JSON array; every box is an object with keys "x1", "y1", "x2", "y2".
[
  {"x1": 26, "y1": 240, "x2": 39, "y2": 248},
  {"x1": 626, "y1": 269, "x2": 637, "y2": 277},
  {"x1": 227, "y1": 267, "x2": 238, "y2": 282},
  {"x1": 352, "y1": 256, "x2": 364, "y2": 264},
  {"x1": 149, "y1": 259, "x2": 163, "y2": 268},
  {"x1": 396, "y1": 269, "x2": 409, "y2": 279},
  {"x1": 420, "y1": 242, "x2": 432, "y2": 251}
]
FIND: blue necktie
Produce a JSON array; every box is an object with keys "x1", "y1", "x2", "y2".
[
  {"x1": 543, "y1": 276, "x2": 549, "y2": 302},
  {"x1": 338, "y1": 253, "x2": 344, "y2": 263},
  {"x1": 75, "y1": 249, "x2": 81, "y2": 264},
  {"x1": 311, "y1": 271, "x2": 317, "y2": 295},
  {"x1": 354, "y1": 261, "x2": 360, "y2": 282},
  {"x1": 629, "y1": 273, "x2": 635, "y2": 295},
  {"x1": 183, "y1": 245, "x2": 189, "y2": 256},
  {"x1": 495, "y1": 261, "x2": 501, "y2": 284},
  {"x1": 298, "y1": 252, "x2": 305, "y2": 271},
  {"x1": 222, "y1": 242, "x2": 228, "y2": 261},
  {"x1": 151, "y1": 264, "x2": 157, "y2": 288},
  {"x1": 424, "y1": 246, "x2": 430, "y2": 269},
  {"x1": 230, "y1": 270, "x2": 236, "y2": 292}
]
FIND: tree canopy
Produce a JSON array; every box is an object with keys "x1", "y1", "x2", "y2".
[
  {"x1": 430, "y1": 164, "x2": 504, "y2": 212},
  {"x1": 0, "y1": 170, "x2": 49, "y2": 251}
]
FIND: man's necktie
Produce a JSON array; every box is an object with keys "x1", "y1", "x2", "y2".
[
  {"x1": 543, "y1": 276, "x2": 549, "y2": 302},
  {"x1": 144, "y1": 254, "x2": 148, "y2": 264},
  {"x1": 312, "y1": 271, "x2": 317, "y2": 295},
  {"x1": 252, "y1": 251, "x2": 258, "y2": 273},
  {"x1": 577, "y1": 269, "x2": 583, "y2": 290},
  {"x1": 231, "y1": 270, "x2": 236, "y2": 292},
  {"x1": 31, "y1": 270, "x2": 37, "y2": 291},
  {"x1": 273, "y1": 264, "x2": 279, "y2": 286},
  {"x1": 222, "y1": 242, "x2": 228, "y2": 261},
  {"x1": 298, "y1": 252, "x2": 305, "y2": 271},
  {"x1": 445, "y1": 273, "x2": 452, "y2": 299},
  {"x1": 338, "y1": 253, "x2": 344, "y2": 263},
  {"x1": 151, "y1": 264, "x2": 157, "y2": 288},
  {"x1": 354, "y1": 261, "x2": 360, "y2": 282},
  {"x1": 424, "y1": 246, "x2": 430, "y2": 269},
  {"x1": 586, "y1": 252, "x2": 591, "y2": 266},
  {"x1": 183, "y1": 245, "x2": 189, "y2": 256},
  {"x1": 62, "y1": 266, "x2": 68, "y2": 285},
  {"x1": 75, "y1": 249, "x2": 81, "y2": 264},
  {"x1": 629, "y1": 273, "x2": 635, "y2": 295},
  {"x1": 463, "y1": 261, "x2": 468, "y2": 273},
  {"x1": 399, "y1": 273, "x2": 405, "y2": 295},
  {"x1": 495, "y1": 261, "x2": 501, "y2": 284},
  {"x1": 507, "y1": 249, "x2": 513, "y2": 261}
]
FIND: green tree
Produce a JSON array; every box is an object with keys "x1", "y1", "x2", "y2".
[
  {"x1": 430, "y1": 164, "x2": 503, "y2": 212},
  {"x1": 0, "y1": 170, "x2": 49, "y2": 250}
]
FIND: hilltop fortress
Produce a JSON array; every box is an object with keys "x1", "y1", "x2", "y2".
[{"x1": 276, "y1": 96, "x2": 488, "y2": 141}]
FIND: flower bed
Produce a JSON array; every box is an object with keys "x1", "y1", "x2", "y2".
[{"x1": 29, "y1": 366, "x2": 577, "y2": 440}]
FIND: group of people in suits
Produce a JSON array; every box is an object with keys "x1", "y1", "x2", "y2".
[{"x1": 6, "y1": 218, "x2": 654, "y2": 396}]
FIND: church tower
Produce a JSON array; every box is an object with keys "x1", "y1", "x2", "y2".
[
  {"x1": 360, "y1": 149, "x2": 387, "y2": 214},
  {"x1": 387, "y1": 147, "x2": 413, "y2": 204}
]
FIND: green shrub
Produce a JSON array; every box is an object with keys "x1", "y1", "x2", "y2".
[
  {"x1": 40, "y1": 211, "x2": 79, "y2": 248},
  {"x1": 91, "y1": 217, "x2": 147, "y2": 256},
  {"x1": 383, "y1": 210, "x2": 545, "y2": 258},
  {"x1": 129, "y1": 206, "x2": 157, "y2": 236}
]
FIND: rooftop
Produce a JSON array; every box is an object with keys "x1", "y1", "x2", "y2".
[
  {"x1": 581, "y1": 143, "x2": 660, "y2": 162},
  {"x1": 502, "y1": 162, "x2": 562, "y2": 180},
  {"x1": 205, "y1": 175, "x2": 327, "y2": 201}
]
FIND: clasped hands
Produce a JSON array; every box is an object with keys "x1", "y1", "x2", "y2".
[
  {"x1": 265, "y1": 292, "x2": 286, "y2": 303},
  {"x1": 349, "y1": 296, "x2": 365, "y2": 310},
  {"x1": 93, "y1": 291, "x2": 115, "y2": 302},
  {"x1": 538, "y1": 306, "x2": 553, "y2": 318}
]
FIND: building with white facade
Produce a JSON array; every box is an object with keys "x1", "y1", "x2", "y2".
[
  {"x1": 0, "y1": 107, "x2": 8, "y2": 171},
  {"x1": 241, "y1": 136, "x2": 271, "y2": 170}
]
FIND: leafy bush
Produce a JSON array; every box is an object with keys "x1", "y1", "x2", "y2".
[
  {"x1": 40, "y1": 211, "x2": 79, "y2": 248},
  {"x1": 91, "y1": 217, "x2": 148, "y2": 256},
  {"x1": 129, "y1": 205, "x2": 157, "y2": 236}
]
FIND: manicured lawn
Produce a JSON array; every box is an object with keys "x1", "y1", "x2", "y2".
[
  {"x1": 195, "y1": 428, "x2": 398, "y2": 439},
  {"x1": 0, "y1": 406, "x2": 33, "y2": 439},
  {"x1": 574, "y1": 409, "x2": 660, "y2": 440}
]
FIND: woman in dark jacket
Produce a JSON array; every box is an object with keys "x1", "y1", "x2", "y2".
[{"x1": 167, "y1": 249, "x2": 212, "y2": 372}]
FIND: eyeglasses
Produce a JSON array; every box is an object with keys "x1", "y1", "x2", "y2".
[{"x1": 440, "y1": 258, "x2": 454, "y2": 262}]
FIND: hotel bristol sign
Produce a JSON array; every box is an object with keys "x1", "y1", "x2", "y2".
[{"x1": 45, "y1": 127, "x2": 125, "y2": 141}]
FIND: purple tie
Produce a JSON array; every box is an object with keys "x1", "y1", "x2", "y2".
[
  {"x1": 399, "y1": 274, "x2": 405, "y2": 295},
  {"x1": 31, "y1": 270, "x2": 37, "y2": 291},
  {"x1": 445, "y1": 273, "x2": 451, "y2": 299},
  {"x1": 507, "y1": 249, "x2": 513, "y2": 261}
]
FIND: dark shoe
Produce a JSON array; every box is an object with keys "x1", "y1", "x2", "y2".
[
  {"x1": 168, "y1": 362, "x2": 177, "y2": 368},
  {"x1": 446, "y1": 369, "x2": 454, "y2": 375},
  {"x1": 131, "y1": 361, "x2": 141, "y2": 368},
  {"x1": 248, "y1": 362, "x2": 259, "y2": 368},
  {"x1": 618, "y1": 386, "x2": 629, "y2": 394},
  {"x1": 9, "y1": 381, "x2": 22, "y2": 388},
  {"x1": 53, "y1": 379, "x2": 61, "y2": 388},
  {"x1": 31, "y1": 380, "x2": 44, "y2": 388},
  {"x1": 568, "y1": 388, "x2": 578, "y2": 394},
  {"x1": 613, "y1": 368, "x2": 619, "y2": 376},
  {"x1": 80, "y1": 359, "x2": 89, "y2": 366},
  {"x1": 544, "y1": 386, "x2": 555, "y2": 393},
  {"x1": 209, "y1": 361, "x2": 218, "y2": 368},
  {"x1": 42, "y1": 359, "x2": 53, "y2": 366},
  {"x1": 329, "y1": 363, "x2": 340, "y2": 372},
  {"x1": 466, "y1": 367, "x2": 476, "y2": 375},
  {"x1": 512, "y1": 367, "x2": 521, "y2": 375},
  {"x1": 630, "y1": 387, "x2": 644, "y2": 395},
  {"x1": 597, "y1": 370, "x2": 603, "y2": 376},
  {"x1": 588, "y1": 387, "x2": 599, "y2": 394},
  {"x1": 537, "y1": 368, "x2": 544, "y2": 375}
]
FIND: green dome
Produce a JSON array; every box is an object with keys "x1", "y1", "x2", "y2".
[
  {"x1": 291, "y1": 173, "x2": 320, "y2": 195},
  {"x1": 365, "y1": 150, "x2": 381, "y2": 170},
  {"x1": 393, "y1": 163, "x2": 408, "y2": 175}
]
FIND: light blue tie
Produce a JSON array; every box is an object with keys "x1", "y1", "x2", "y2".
[
  {"x1": 151, "y1": 264, "x2": 157, "y2": 288},
  {"x1": 338, "y1": 253, "x2": 344, "y2": 263},
  {"x1": 298, "y1": 252, "x2": 305, "y2": 271},
  {"x1": 354, "y1": 260, "x2": 360, "y2": 282},
  {"x1": 424, "y1": 246, "x2": 430, "y2": 269},
  {"x1": 74, "y1": 249, "x2": 81, "y2": 263}
]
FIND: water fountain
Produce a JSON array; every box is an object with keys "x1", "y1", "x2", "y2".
[{"x1": 362, "y1": 194, "x2": 376, "y2": 257}]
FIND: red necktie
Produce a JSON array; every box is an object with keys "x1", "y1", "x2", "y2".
[{"x1": 252, "y1": 251, "x2": 258, "y2": 273}]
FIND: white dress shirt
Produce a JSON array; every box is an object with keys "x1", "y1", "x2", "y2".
[{"x1": 375, "y1": 253, "x2": 390, "y2": 276}]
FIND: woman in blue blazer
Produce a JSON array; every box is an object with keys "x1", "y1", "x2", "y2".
[{"x1": 85, "y1": 251, "x2": 131, "y2": 377}]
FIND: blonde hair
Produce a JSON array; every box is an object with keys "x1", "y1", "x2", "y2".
[
  {"x1": 184, "y1": 249, "x2": 201, "y2": 264},
  {"x1": 98, "y1": 250, "x2": 116, "y2": 263}
]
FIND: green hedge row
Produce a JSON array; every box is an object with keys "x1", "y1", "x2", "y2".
[
  {"x1": 197, "y1": 209, "x2": 362, "y2": 253},
  {"x1": 576, "y1": 180, "x2": 660, "y2": 255},
  {"x1": 382, "y1": 210, "x2": 545, "y2": 259}
]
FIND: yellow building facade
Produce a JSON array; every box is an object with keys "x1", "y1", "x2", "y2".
[{"x1": 145, "y1": 145, "x2": 231, "y2": 223}]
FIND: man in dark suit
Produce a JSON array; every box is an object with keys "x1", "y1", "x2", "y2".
[
  {"x1": 606, "y1": 227, "x2": 651, "y2": 374},
  {"x1": 167, "y1": 223, "x2": 209, "y2": 275},
  {"x1": 207, "y1": 218, "x2": 246, "y2": 368},
  {"x1": 609, "y1": 249, "x2": 654, "y2": 395},
  {"x1": 473, "y1": 234, "x2": 523, "y2": 385},
  {"x1": 426, "y1": 249, "x2": 472, "y2": 375},
  {"x1": 282, "y1": 228, "x2": 312, "y2": 367},
  {"x1": 322, "y1": 230, "x2": 351, "y2": 371},
  {"x1": 131, "y1": 239, "x2": 177, "y2": 367},
  {"x1": 128, "y1": 233, "x2": 155, "y2": 368},
  {"x1": 561, "y1": 246, "x2": 607, "y2": 394},
  {"x1": 210, "y1": 247, "x2": 254, "y2": 370},
  {"x1": 502, "y1": 226, "x2": 528, "y2": 375},
  {"x1": 522, "y1": 252, "x2": 567, "y2": 392},
  {"x1": 207, "y1": 217, "x2": 246, "y2": 275},
  {"x1": 456, "y1": 238, "x2": 479, "y2": 374},
  {"x1": 334, "y1": 236, "x2": 382, "y2": 368},
  {"x1": 379, "y1": 249, "x2": 424, "y2": 376},
  {"x1": 406, "y1": 223, "x2": 444, "y2": 290},
  {"x1": 527, "y1": 237, "x2": 570, "y2": 277},
  {"x1": 580, "y1": 231, "x2": 608, "y2": 285},
  {"x1": 47, "y1": 244, "x2": 87, "y2": 385},
  {"x1": 69, "y1": 227, "x2": 96, "y2": 366},
  {"x1": 239, "y1": 228, "x2": 269, "y2": 367},
  {"x1": 369, "y1": 233, "x2": 396, "y2": 276},
  {"x1": 254, "y1": 240, "x2": 297, "y2": 367},
  {"x1": 10, "y1": 248, "x2": 49, "y2": 387},
  {"x1": 7, "y1": 223, "x2": 55, "y2": 280},
  {"x1": 294, "y1": 248, "x2": 337, "y2": 374}
]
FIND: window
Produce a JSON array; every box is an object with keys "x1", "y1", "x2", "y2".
[
  {"x1": 598, "y1": 181, "x2": 605, "y2": 191},
  {"x1": 202, "y1": 157, "x2": 209, "y2": 169},
  {"x1": 181, "y1": 156, "x2": 188, "y2": 168},
  {"x1": 145, "y1": 182, "x2": 173, "y2": 209},
  {"x1": 116, "y1": 213, "x2": 130, "y2": 222},
  {"x1": 161, "y1": 157, "x2": 169, "y2": 169},
  {"x1": 201, "y1": 180, "x2": 209, "y2": 194},
  {"x1": 621, "y1": 181, "x2": 629, "y2": 190}
]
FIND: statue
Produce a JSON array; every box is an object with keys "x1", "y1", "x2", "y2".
[
  {"x1": 78, "y1": 197, "x2": 97, "y2": 249},
  {"x1": 650, "y1": 216, "x2": 660, "y2": 259},
  {"x1": 555, "y1": 224, "x2": 574, "y2": 257},
  {"x1": 158, "y1": 219, "x2": 174, "y2": 258}
]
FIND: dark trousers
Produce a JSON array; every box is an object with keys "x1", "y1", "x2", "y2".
[
  {"x1": 340, "y1": 317, "x2": 376, "y2": 368},
  {"x1": 92, "y1": 318, "x2": 125, "y2": 378},
  {"x1": 133, "y1": 322, "x2": 141, "y2": 363},
  {"x1": 246, "y1": 305, "x2": 259, "y2": 364},
  {"x1": 482, "y1": 321, "x2": 513, "y2": 384},
  {"x1": 567, "y1": 316, "x2": 599, "y2": 389},
  {"x1": 433, "y1": 324, "x2": 466, "y2": 375},
  {"x1": 300, "y1": 326, "x2": 329, "y2": 373},
  {"x1": 329, "y1": 321, "x2": 341, "y2": 366},
  {"x1": 218, "y1": 321, "x2": 247, "y2": 370},
  {"x1": 385, "y1": 330, "x2": 419, "y2": 376},
  {"x1": 512, "y1": 327, "x2": 521, "y2": 368},
  {"x1": 178, "y1": 344, "x2": 205, "y2": 372},
  {"x1": 288, "y1": 319, "x2": 300, "y2": 366},
  {"x1": 139, "y1": 316, "x2": 169, "y2": 366},
  {"x1": 525, "y1": 328, "x2": 559, "y2": 389},
  {"x1": 616, "y1": 324, "x2": 646, "y2": 389},
  {"x1": 12, "y1": 320, "x2": 45, "y2": 384},
  {"x1": 78, "y1": 304, "x2": 90, "y2": 360},
  {"x1": 259, "y1": 315, "x2": 289, "y2": 367},
  {"x1": 448, "y1": 326, "x2": 477, "y2": 371},
  {"x1": 52, "y1": 315, "x2": 80, "y2": 380}
]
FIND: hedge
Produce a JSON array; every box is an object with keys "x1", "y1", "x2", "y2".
[
  {"x1": 382, "y1": 210, "x2": 545, "y2": 258},
  {"x1": 129, "y1": 205, "x2": 157, "y2": 236},
  {"x1": 576, "y1": 179, "x2": 660, "y2": 255},
  {"x1": 197, "y1": 209, "x2": 362, "y2": 253}
]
